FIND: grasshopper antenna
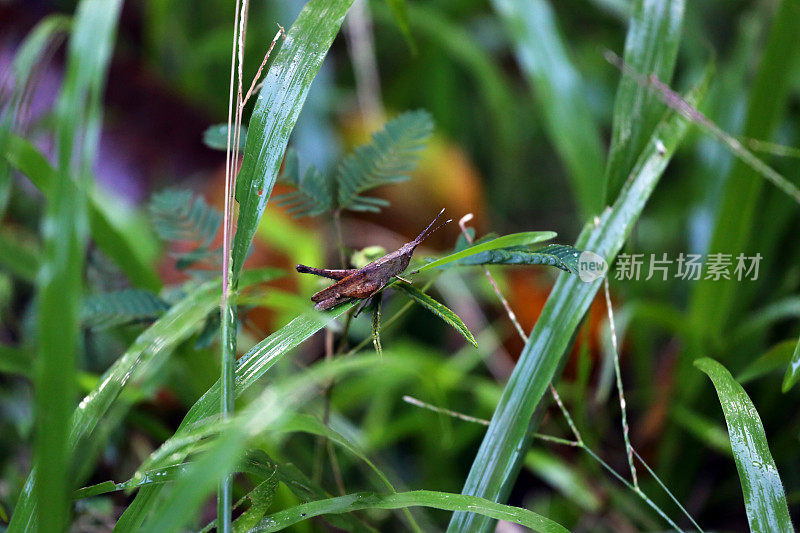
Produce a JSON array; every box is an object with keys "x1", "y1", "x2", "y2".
[{"x1": 413, "y1": 208, "x2": 451, "y2": 245}]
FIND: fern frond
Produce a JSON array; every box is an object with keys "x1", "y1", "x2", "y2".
[
  {"x1": 82, "y1": 289, "x2": 170, "y2": 330},
  {"x1": 274, "y1": 154, "x2": 333, "y2": 217},
  {"x1": 336, "y1": 109, "x2": 434, "y2": 213},
  {"x1": 148, "y1": 189, "x2": 222, "y2": 269},
  {"x1": 149, "y1": 189, "x2": 221, "y2": 247}
]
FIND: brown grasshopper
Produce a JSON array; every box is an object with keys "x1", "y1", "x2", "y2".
[{"x1": 296, "y1": 209, "x2": 450, "y2": 310}]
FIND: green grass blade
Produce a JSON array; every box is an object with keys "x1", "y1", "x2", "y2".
[
  {"x1": 782, "y1": 336, "x2": 800, "y2": 393},
  {"x1": 736, "y1": 340, "x2": 796, "y2": 385},
  {"x1": 232, "y1": 478, "x2": 278, "y2": 533},
  {"x1": 447, "y1": 76, "x2": 709, "y2": 533},
  {"x1": 25, "y1": 2, "x2": 123, "y2": 531},
  {"x1": 689, "y1": 0, "x2": 800, "y2": 339},
  {"x1": 491, "y1": 0, "x2": 605, "y2": 219},
  {"x1": 415, "y1": 231, "x2": 556, "y2": 273},
  {"x1": 694, "y1": 358, "x2": 794, "y2": 532},
  {"x1": 252, "y1": 490, "x2": 569, "y2": 533},
  {"x1": 603, "y1": 0, "x2": 685, "y2": 202},
  {"x1": 394, "y1": 282, "x2": 477, "y2": 347},
  {"x1": 2, "y1": 134, "x2": 161, "y2": 291},
  {"x1": 230, "y1": 0, "x2": 354, "y2": 282}
]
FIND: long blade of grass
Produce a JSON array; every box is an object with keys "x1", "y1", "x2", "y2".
[
  {"x1": 22, "y1": 2, "x2": 122, "y2": 532},
  {"x1": 447, "y1": 74, "x2": 709, "y2": 533},
  {"x1": 230, "y1": 0, "x2": 354, "y2": 282},
  {"x1": 10, "y1": 269, "x2": 281, "y2": 530},
  {"x1": 689, "y1": 0, "x2": 800, "y2": 340},
  {"x1": 694, "y1": 358, "x2": 794, "y2": 532},
  {"x1": 603, "y1": 0, "x2": 684, "y2": 202},
  {"x1": 490, "y1": 0, "x2": 605, "y2": 219},
  {"x1": 2, "y1": 134, "x2": 161, "y2": 291},
  {"x1": 394, "y1": 281, "x2": 477, "y2": 347},
  {"x1": 252, "y1": 490, "x2": 569, "y2": 533}
]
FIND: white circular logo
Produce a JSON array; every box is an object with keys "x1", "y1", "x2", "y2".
[{"x1": 577, "y1": 251, "x2": 608, "y2": 282}]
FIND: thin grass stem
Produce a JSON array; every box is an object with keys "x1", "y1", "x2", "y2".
[{"x1": 603, "y1": 277, "x2": 638, "y2": 488}]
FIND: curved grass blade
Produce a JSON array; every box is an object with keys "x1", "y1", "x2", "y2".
[
  {"x1": 457, "y1": 244, "x2": 584, "y2": 274},
  {"x1": 23, "y1": 2, "x2": 122, "y2": 531},
  {"x1": 2, "y1": 134, "x2": 161, "y2": 291},
  {"x1": 604, "y1": 0, "x2": 685, "y2": 202},
  {"x1": 447, "y1": 73, "x2": 710, "y2": 533},
  {"x1": 252, "y1": 490, "x2": 569, "y2": 533},
  {"x1": 736, "y1": 340, "x2": 795, "y2": 385},
  {"x1": 694, "y1": 358, "x2": 794, "y2": 532},
  {"x1": 232, "y1": 478, "x2": 278, "y2": 533},
  {"x1": 244, "y1": 451, "x2": 377, "y2": 533},
  {"x1": 395, "y1": 281, "x2": 477, "y2": 347},
  {"x1": 231, "y1": 0, "x2": 354, "y2": 282},
  {"x1": 490, "y1": 0, "x2": 605, "y2": 219},
  {"x1": 415, "y1": 231, "x2": 556, "y2": 273}
]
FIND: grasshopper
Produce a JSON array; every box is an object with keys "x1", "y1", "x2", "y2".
[{"x1": 296, "y1": 209, "x2": 450, "y2": 310}]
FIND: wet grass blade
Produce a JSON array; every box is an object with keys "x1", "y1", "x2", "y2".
[
  {"x1": 230, "y1": 0, "x2": 354, "y2": 282},
  {"x1": 395, "y1": 281, "x2": 477, "y2": 347},
  {"x1": 23, "y1": 2, "x2": 122, "y2": 532},
  {"x1": 490, "y1": 0, "x2": 605, "y2": 218},
  {"x1": 604, "y1": 0, "x2": 685, "y2": 202},
  {"x1": 252, "y1": 490, "x2": 569, "y2": 533},
  {"x1": 447, "y1": 75, "x2": 709, "y2": 533},
  {"x1": 694, "y1": 358, "x2": 794, "y2": 532}
]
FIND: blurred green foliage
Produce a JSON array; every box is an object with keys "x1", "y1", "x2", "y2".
[{"x1": 1, "y1": 0, "x2": 800, "y2": 531}]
